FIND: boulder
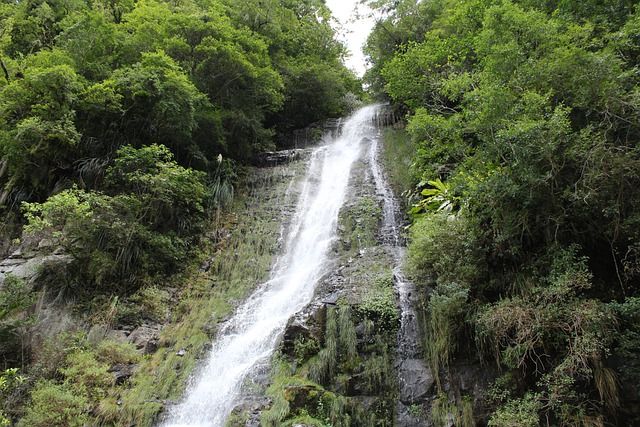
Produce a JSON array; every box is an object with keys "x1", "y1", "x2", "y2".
[
  {"x1": 398, "y1": 359, "x2": 434, "y2": 404},
  {"x1": 110, "y1": 363, "x2": 136, "y2": 385},
  {"x1": 0, "y1": 253, "x2": 73, "y2": 286},
  {"x1": 128, "y1": 324, "x2": 161, "y2": 354},
  {"x1": 281, "y1": 318, "x2": 317, "y2": 357}
]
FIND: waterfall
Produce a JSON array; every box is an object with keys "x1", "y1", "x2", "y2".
[{"x1": 163, "y1": 105, "x2": 382, "y2": 427}]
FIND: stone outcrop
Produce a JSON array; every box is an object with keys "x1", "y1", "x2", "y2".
[
  {"x1": 128, "y1": 323, "x2": 162, "y2": 355},
  {"x1": 254, "y1": 149, "x2": 305, "y2": 167},
  {"x1": 0, "y1": 248, "x2": 72, "y2": 287}
]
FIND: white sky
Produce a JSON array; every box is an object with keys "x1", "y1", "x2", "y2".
[{"x1": 325, "y1": 0, "x2": 376, "y2": 77}]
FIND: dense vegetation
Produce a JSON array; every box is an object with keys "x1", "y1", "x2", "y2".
[
  {"x1": 366, "y1": 0, "x2": 640, "y2": 425},
  {"x1": 0, "y1": 0, "x2": 360, "y2": 423}
]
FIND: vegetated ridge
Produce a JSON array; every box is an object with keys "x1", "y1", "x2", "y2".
[{"x1": 364, "y1": 0, "x2": 640, "y2": 425}]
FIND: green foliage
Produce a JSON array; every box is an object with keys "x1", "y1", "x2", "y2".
[
  {"x1": 431, "y1": 393, "x2": 475, "y2": 427},
  {"x1": 488, "y1": 394, "x2": 541, "y2": 427},
  {"x1": 18, "y1": 381, "x2": 89, "y2": 427},
  {"x1": 407, "y1": 212, "x2": 485, "y2": 287},
  {"x1": 61, "y1": 350, "x2": 113, "y2": 400},
  {"x1": 380, "y1": 128, "x2": 416, "y2": 201},
  {"x1": 105, "y1": 144, "x2": 208, "y2": 233},
  {"x1": 357, "y1": 274, "x2": 400, "y2": 332},
  {"x1": 0, "y1": 275, "x2": 35, "y2": 364},
  {"x1": 22, "y1": 145, "x2": 210, "y2": 292},
  {"x1": 0, "y1": 368, "x2": 26, "y2": 426},
  {"x1": 410, "y1": 178, "x2": 457, "y2": 216},
  {"x1": 426, "y1": 283, "x2": 469, "y2": 387},
  {"x1": 95, "y1": 340, "x2": 140, "y2": 365},
  {"x1": 368, "y1": 0, "x2": 640, "y2": 422},
  {"x1": 310, "y1": 307, "x2": 338, "y2": 385}
]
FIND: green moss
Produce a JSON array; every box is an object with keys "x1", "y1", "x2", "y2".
[
  {"x1": 357, "y1": 272, "x2": 400, "y2": 332},
  {"x1": 381, "y1": 128, "x2": 416, "y2": 201},
  {"x1": 338, "y1": 196, "x2": 382, "y2": 255}
]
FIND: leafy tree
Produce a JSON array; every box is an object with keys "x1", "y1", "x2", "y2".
[
  {"x1": 23, "y1": 145, "x2": 209, "y2": 292},
  {"x1": 368, "y1": 0, "x2": 640, "y2": 423}
]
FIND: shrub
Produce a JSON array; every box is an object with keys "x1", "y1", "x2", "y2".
[
  {"x1": 18, "y1": 381, "x2": 89, "y2": 427},
  {"x1": 357, "y1": 274, "x2": 400, "y2": 332},
  {"x1": 22, "y1": 145, "x2": 211, "y2": 293},
  {"x1": 407, "y1": 212, "x2": 485, "y2": 287},
  {"x1": 426, "y1": 283, "x2": 469, "y2": 385},
  {"x1": 0, "y1": 275, "x2": 34, "y2": 363},
  {"x1": 105, "y1": 144, "x2": 209, "y2": 234},
  {"x1": 477, "y1": 247, "x2": 617, "y2": 422},
  {"x1": 488, "y1": 394, "x2": 541, "y2": 427},
  {"x1": 61, "y1": 350, "x2": 113, "y2": 400}
]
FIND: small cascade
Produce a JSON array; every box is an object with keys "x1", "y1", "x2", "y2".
[
  {"x1": 162, "y1": 105, "x2": 383, "y2": 427},
  {"x1": 368, "y1": 132, "x2": 430, "y2": 424}
]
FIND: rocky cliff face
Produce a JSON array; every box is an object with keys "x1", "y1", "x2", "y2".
[{"x1": 228, "y1": 130, "x2": 498, "y2": 427}]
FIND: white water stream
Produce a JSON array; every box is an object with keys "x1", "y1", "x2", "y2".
[{"x1": 163, "y1": 105, "x2": 382, "y2": 427}]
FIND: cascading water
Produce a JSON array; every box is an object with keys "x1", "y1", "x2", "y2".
[
  {"x1": 163, "y1": 105, "x2": 382, "y2": 427},
  {"x1": 368, "y1": 124, "x2": 430, "y2": 423}
]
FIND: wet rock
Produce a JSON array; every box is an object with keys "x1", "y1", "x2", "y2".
[
  {"x1": 128, "y1": 324, "x2": 161, "y2": 354},
  {"x1": 321, "y1": 292, "x2": 339, "y2": 305},
  {"x1": 281, "y1": 318, "x2": 318, "y2": 357},
  {"x1": 396, "y1": 402, "x2": 430, "y2": 427},
  {"x1": 229, "y1": 396, "x2": 270, "y2": 427},
  {"x1": 202, "y1": 321, "x2": 217, "y2": 338},
  {"x1": 110, "y1": 363, "x2": 136, "y2": 385},
  {"x1": 254, "y1": 149, "x2": 304, "y2": 167},
  {"x1": 284, "y1": 385, "x2": 322, "y2": 410},
  {"x1": 398, "y1": 359, "x2": 434, "y2": 404}
]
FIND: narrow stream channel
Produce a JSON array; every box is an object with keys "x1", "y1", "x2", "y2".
[{"x1": 368, "y1": 128, "x2": 430, "y2": 424}]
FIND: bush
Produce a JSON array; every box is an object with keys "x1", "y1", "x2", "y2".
[
  {"x1": 18, "y1": 381, "x2": 89, "y2": 427},
  {"x1": 477, "y1": 247, "x2": 617, "y2": 422},
  {"x1": 0, "y1": 275, "x2": 34, "y2": 364},
  {"x1": 22, "y1": 144, "x2": 211, "y2": 293},
  {"x1": 61, "y1": 351, "x2": 113, "y2": 400},
  {"x1": 357, "y1": 274, "x2": 400, "y2": 332},
  {"x1": 426, "y1": 283, "x2": 469, "y2": 384},
  {"x1": 407, "y1": 212, "x2": 485, "y2": 287},
  {"x1": 488, "y1": 394, "x2": 541, "y2": 427}
]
